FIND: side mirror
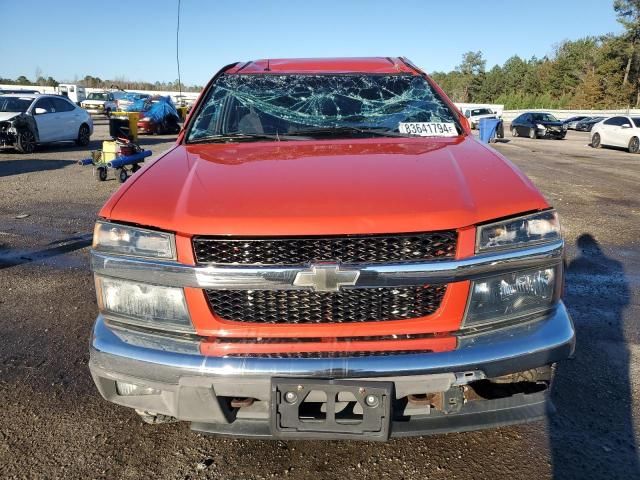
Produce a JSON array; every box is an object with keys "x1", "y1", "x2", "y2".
[
  {"x1": 458, "y1": 113, "x2": 471, "y2": 132},
  {"x1": 34, "y1": 107, "x2": 47, "y2": 115}
]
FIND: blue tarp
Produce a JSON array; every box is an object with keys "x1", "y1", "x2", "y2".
[
  {"x1": 124, "y1": 97, "x2": 148, "y2": 112},
  {"x1": 143, "y1": 96, "x2": 179, "y2": 123}
]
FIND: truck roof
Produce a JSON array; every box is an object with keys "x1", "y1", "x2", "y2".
[{"x1": 226, "y1": 57, "x2": 418, "y2": 74}]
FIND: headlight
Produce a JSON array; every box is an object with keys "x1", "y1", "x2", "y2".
[
  {"x1": 536, "y1": 123, "x2": 546, "y2": 129},
  {"x1": 93, "y1": 221, "x2": 175, "y2": 259},
  {"x1": 95, "y1": 276, "x2": 193, "y2": 333},
  {"x1": 476, "y1": 210, "x2": 560, "y2": 252},
  {"x1": 464, "y1": 267, "x2": 558, "y2": 327}
]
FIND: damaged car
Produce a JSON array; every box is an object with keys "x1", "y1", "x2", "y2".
[
  {"x1": 510, "y1": 112, "x2": 567, "y2": 139},
  {"x1": 0, "y1": 94, "x2": 93, "y2": 153}
]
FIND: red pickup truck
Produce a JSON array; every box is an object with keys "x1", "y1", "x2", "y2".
[{"x1": 88, "y1": 57, "x2": 575, "y2": 441}]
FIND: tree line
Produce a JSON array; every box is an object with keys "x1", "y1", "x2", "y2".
[
  {"x1": 0, "y1": 74, "x2": 202, "y2": 93},
  {"x1": 432, "y1": 0, "x2": 640, "y2": 109}
]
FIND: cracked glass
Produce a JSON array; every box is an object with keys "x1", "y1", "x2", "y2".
[{"x1": 187, "y1": 74, "x2": 460, "y2": 141}]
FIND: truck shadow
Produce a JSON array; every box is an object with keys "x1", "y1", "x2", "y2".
[
  {"x1": 551, "y1": 233, "x2": 638, "y2": 479},
  {"x1": 0, "y1": 159, "x2": 76, "y2": 177}
]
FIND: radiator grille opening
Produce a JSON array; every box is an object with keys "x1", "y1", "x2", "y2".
[{"x1": 205, "y1": 285, "x2": 447, "y2": 324}]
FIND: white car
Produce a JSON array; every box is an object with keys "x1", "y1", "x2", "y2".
[
  {"x1": 591, "y1": 115, "x2": 640, "y2": 153},
  {"x1": 0, "y1": 94, "x2": 93, "y2": 153}
]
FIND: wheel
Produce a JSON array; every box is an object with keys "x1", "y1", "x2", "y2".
[
  {"x1": 629, "y1": 136, "x2": 640, "y2": 154},
  {"x1": 76, "y1": 124, "x2": 90, "y2": 146},
  {"x1": 591, "y1": 133, "x2": 601, "y2": 148},
  {"x1": 529, "y1": 127, "x2": 537, "y2": 139},
  {"x1": 118, "y1": 168, "x2": 128, "y2": 183},
  {"x1": 15, "y1": 129, "x2": 36, "y2": 153},
  {"x1": 496, "y1": 122, "x2": 504, "y2": 139},
  {"x1": 511, "y1": 127, "x2": 518, "y2": 137},
  {"x1": 96, "y1": 167, "x2": 107, "y2": 181}
]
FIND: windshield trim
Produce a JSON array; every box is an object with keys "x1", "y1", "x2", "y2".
[{"x1": 184, "y1": 71, "x2": 464, "y2": 144}]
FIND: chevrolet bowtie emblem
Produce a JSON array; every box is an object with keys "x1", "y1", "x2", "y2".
[{"x1": 293, "y1": 264, "x2": 360, "y2": 292}]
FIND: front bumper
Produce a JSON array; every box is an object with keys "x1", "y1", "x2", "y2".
[{"x1": 89, "y1": 303, "x2": 575, "y2": 439}]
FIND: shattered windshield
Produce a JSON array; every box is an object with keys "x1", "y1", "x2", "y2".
[
  {"x1": 187, "y1": 74, "x2": 461, "y2": 142},
  {"x1": 0, "y1": 97, "x2": 34, "y2": 113},
  {"x1": 87, "y1": 93, "x2": 108, "y2": 101}
]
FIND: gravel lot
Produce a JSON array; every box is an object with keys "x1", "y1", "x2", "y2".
[{"x1": 0, "y1": 122, "x2": 638, "y2": 479}]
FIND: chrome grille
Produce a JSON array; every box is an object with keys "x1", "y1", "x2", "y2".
[
  {"x1": 205, "y1": 285, "x2": 447, "y2": 324},
  {"x1": 193, "y1": 231, "x2": 457, "y2": 265}
]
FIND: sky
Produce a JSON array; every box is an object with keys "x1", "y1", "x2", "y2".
[{"x1": 0, "y1": 0, "x2": 624, "y2": 86}]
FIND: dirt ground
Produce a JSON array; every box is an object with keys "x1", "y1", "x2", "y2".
[{"x1": 0, "y1": 121, "x2": 638, "y2": 479}]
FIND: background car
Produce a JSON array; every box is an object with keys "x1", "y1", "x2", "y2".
[
  {"x1": 575, "y1": 116, "x2": 605, "y2": 132},
  {"x1": 510, "y1": 112, "x2": 567, "y2": 139},
  {"x1": 0, "y1": 94, "x2": 93, "y2": 153},
  {"x1": 464, "y1": 107, "x2": 498, "y2": 129},
  {"x1": 135, "y1": 96, "x2": 181, "y2": 135},
  {"x1": 81, "y1": 91, "x2": 123, "y2": 117},
  {"x1": 591, "y1": 115, "x2": 640, "y2": 153},
  {"x1": 562, "y1": 115, "x2": 589, "y2": 130}
]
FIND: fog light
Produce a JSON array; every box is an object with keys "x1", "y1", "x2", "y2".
[{"x1": 116, "y1": 381, "x2": 160, "y2": 396}]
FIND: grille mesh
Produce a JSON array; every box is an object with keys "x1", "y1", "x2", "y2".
[
  {"x1": 222, "y1": 350, "x2": 430, "y2": 358},
  {"x1": 193, "y1": 231, "x2": 457, "y2": 265},
  {"x1": 205, "y1": 285, "x2": 446, "y2": 324}
]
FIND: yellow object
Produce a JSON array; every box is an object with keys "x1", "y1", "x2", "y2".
[
  {"x1": 177, "y1": 106, "x2": 189, "y2": 121},
  {"x1": 112, "y1": 111, "x2": 140, "y2": 142},
  {"x1": 102, "y1": 141, "x2": 118, "y2": 162}
]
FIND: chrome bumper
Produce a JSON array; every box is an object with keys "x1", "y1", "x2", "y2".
[
  {"x1": 89, "y1": 306, "x2": 574, "y2": 436},
  {"x1": 90, "y1": 240, "x2": 564, "y2": 291},
  {"x1": 90, "y1": 303, "x2": 574, "y2": 383}
]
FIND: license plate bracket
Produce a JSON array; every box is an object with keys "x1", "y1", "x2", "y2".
[{"x1": 271, "y1": 378, "x2": 393, "y2": 440}]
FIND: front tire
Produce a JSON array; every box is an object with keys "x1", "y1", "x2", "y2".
[
  {"x1": 511, "y1": 127, "x2": 518, "y2": 137},
  {"x1": 629, "y1": 136, "x2": 640, "y2": 154},
  {"x1": 96, "y1": 167, "x2": 107, "y2": 181},
  {"x1": 591, "y1": 133, "x2": 601, "y2": 148},
  {"x1": 76, "y1": 124, "x2": 91, "y2": 146},
  {"x1": 16, "y1": 129, "x2": 36, "y2": 154},
  {"x1": 529, "y1": 127, "x2": 537, "y2": 139}
]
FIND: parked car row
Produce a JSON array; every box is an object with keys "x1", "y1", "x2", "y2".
[
  {"x1": 80, "y1": 91, "x2": 151, "y2": 118},
  {"x1": 506, "y1": 110, "x2": 640, "y2": 153}
]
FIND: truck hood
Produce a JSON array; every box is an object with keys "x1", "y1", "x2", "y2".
[
  {"x1": 470, "y1": 114, "x2": 497, "y2": 120},
  {"x1": 102, "y1": 137, "x2": 549, "y2": 236},
  {"x1": 539, "y1": 121, "x2": 564, "y2": 128}
]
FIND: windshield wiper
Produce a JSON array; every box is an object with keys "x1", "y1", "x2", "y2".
[
  {"x1": 287, "y1": 126, "x2": 409, "y2": 138},
  {"x1": 188, "y1": 132, "x2": 299, "y2": 144}
]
